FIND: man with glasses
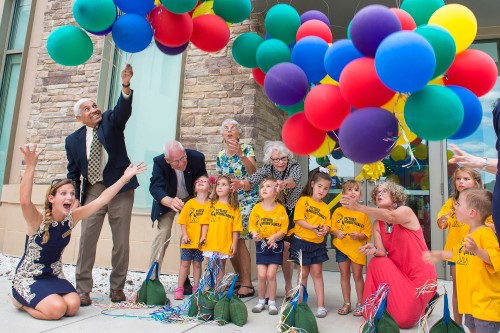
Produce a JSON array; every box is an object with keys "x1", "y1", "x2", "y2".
[
  {"x1": 65, "y1": 64, "x2": 137, "y2": 306},
  {"x1": 149, "y1": 140, "x2": 207, "y2": 291}
]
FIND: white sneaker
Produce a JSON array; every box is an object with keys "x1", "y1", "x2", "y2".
[
  {"x1": 252, "y1": 303, "x2": 265, "y2": 313},
  {"x1": 268, "y1": 304, "x2": 278, "y2": 315},
  {"x1": 316, "y1": 307, "x2": 328, "y2": 318}
]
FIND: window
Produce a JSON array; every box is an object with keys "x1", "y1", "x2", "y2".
[
  {"x1": 106, "y1": 44, "x2": 184, "y2": 209},
  {"x1": 0, "y1": 0, "x2": 32, "y2": 197}
]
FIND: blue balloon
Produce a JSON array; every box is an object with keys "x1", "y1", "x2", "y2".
[
  {"x1": 448, "y1": 86, "x2": 483, "y2": 139},
  {"x1": 324, "y1": 39, "x2": 363, "y2": 82},
  {"x1": 375, "y1": 31, "x2": 435, "y2": 93},
  {"x1": 291, "y1": 36, "x2": 328, "y2": 83},
  {"x1": 112, "y1": 14, "x2": 153, "y2": 53},
  {"x1": 114, "y1": 0, "x2": 155, "y2": 16}
]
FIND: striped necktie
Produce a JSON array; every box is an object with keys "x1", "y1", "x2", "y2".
[{"x1": 88, "y1": 127, "x2": 102, "y2": 184}]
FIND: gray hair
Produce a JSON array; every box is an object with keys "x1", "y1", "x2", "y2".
[
  {"x1": 163, "y1": 140, "x2": 185, "y2": 159},
  {"x1": 220, "y1": 118, "x2": 242, "y2": 136},
  {"x1": 73, "y1": 98, "x2": 93, "y2": 117},
  {"x1": 262, "y1": 141, "x2": 294, "y2": 164}
]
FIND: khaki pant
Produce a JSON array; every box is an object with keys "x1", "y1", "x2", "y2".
[
  {"x1": 149, "y1": 211, "x2": 179, "y2": 276},
  {"x1": 75, "y1": 182, "x2": 134, "y2": 292}
]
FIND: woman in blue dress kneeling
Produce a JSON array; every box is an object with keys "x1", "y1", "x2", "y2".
[{"x1": 9, "y1": 144, "x2": 145, "y2": 320}]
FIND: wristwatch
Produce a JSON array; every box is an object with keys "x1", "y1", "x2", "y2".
[{"x1": 481, "y1": 157, "x2": 489, "y2": 170}]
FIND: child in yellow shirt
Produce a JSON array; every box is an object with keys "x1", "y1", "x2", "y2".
[
  {"x1": 437, "y1": 167, "x2": 483, "y2": 324},
  {"x1": 331, "y1": 180, "x2": 372, "y2": 317},
  {"x1": 249, "y1": 177, "x2": 289, "y2": 315},
  {"x1": 174, "y1": 175, "x2": 211, "y2": 300},
  {"x1": 200, "y1": 175, "x2": 242, "y2": 279},
  {"x1": 425, "y1": 188, "x2": 500, "y2": 333},
  {"x1": 291, "y1": 167, "x2": 332, "y2": 319}
]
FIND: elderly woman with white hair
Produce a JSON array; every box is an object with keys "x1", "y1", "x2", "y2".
[
  {"x1": 216, "y1": 118, "x2": 258, "y2": 298},
  {"x1": 232, "y1": 140, "x2": 303, "y2": 296}
]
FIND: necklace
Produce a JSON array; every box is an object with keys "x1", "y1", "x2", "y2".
[{"x1": 385, "y1": 222, "x2": 393, "y2": 234}]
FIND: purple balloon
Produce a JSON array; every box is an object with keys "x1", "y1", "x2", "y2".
[
  {"x1": 264, "y1": 63, "x2": 309, "y2": 106},
  {"x1": 339, "y1": 107, "x2": 398, "y2": 164},
  {"x1": 327, "y1": 130, "x2": 339, "y2": 143},
  {"x1": 155, "y1": 39, "x2": 189, "y2": 55},
  {"x1": 350, "y1": 5, "x2": 401, "y2": 58},
  {"x1": 300, "y1": 10, "x2": 331, "y2": 27}
]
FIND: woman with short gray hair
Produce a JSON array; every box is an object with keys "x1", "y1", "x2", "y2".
[{"x1": 232, "y1": 140, "x2": 303, "y2": 296}]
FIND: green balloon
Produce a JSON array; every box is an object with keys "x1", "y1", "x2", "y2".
[
  {"x1": 256, "y1": 39, "x2": 291, "y2": 73},
  {"x1": 47, "y1": 26, "x2": 93, "y2": 66},
  {"x1": 415, "y1": 24, "x2": 456, "y2": 79},
  {"x1": 279, "y1": 99, "x2": 304, "y2": 115},
  {"x1": 73, "y1": 0, "x2": 116, "y2": 32},
  {"x1": 161, "y1": 0, "x2": 198, "y2": 14},
  {"x1": 347, "y1": 20, "x2": 352, "y2": 39},
  {"x1": 404, "y1": 85, "x2": 464, "y2": 141},
  {"x1": 232, "y1": 33, "x2": 264, "y2": 68},
  {"x1": 213, "y1": 0, "x2": 252, "y2": 24},
  {"x1": 400, "y1": 0, "x2": 445, "y2": 26},
  {"x1": 264, "y1": 4, "x2": 301, "y2": 45}
]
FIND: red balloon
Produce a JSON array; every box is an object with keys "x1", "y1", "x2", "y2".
[
  {"x1": 296, "y1": 19, "x2": 333, "y2": 43},
  {"x1": 252, "y1": 67, "x2": 265, "y2": 86},
  {"x1": 339, "y1": 57, "x2": 395, "y2": 108},
  {"x1": 149, "y1": 6, "x2": 193, "y2": 47},
  {"x1": 445, "y1": 49, "x2": 498, "y2": 97},
  {"x1": 190, "y1": 14, "x2": 230, "y2": 52},
  {"x1": 282, "y1": 112, "x2": 325, "y2": 155},
  {"x1": 389, "y1": 8, "x2": 416, "y2": 31},
  {"x1": 304, "y1": 84, "x2": 350, "y2": 131}
]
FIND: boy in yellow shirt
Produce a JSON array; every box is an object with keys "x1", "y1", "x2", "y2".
[{"x1": 425, "y1": 188, "x2": 500, "y2": 333}]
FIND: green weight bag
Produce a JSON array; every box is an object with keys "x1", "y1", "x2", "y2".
[
  {"x1": 188, "y1": 269, "x2": 218, "y2": 321},
  {"x1": 362, "y1": 297, "x2": 399, "y2": 333},
  {"x1": 137, "y1": 261, "x2": 168, "y2": 306},
  {"x1": 429, "y1": 293, "x2": 465, "y2": 333},
  {"x1": 279, "y1": 285, "x2": 319, "y2": 333},
  {"x1": 214, "y1": 275, "x2": 248, "y2": 326}
]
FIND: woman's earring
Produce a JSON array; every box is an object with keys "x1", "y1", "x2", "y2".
[{"x1": 393, "y1": 203, "x2": 398, "y2": 209}]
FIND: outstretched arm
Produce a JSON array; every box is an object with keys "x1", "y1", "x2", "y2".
[
  {"x1": 448, "y1": 144, "x2": 497, "y2": 174},
  {"x1": 19, "y1": 144, "x2": 44, "y2": 235},
  {"x1": 72, "y1": 162, "x2": 146, "y2": 224}
]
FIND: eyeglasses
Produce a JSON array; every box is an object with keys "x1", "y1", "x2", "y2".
[
  {"x1": 223, "y1": 126, "x2": 238, "y2": 132},
  {"x1": 195, "y1": 179, "x2": 209, "y2": 185},
  {"x1": 271, "y1": 156, "x2": 288, "y2": 163},
  {"x1": 168, "y1": 154, "x2": 187, "y2": 165},
  {"x1": 377, "y1": 188, "x2": 389, "y2": 195}
]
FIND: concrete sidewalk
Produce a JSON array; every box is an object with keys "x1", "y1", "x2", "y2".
[{"x1": 1, "y1": 272, "x2": 453, "y2": 333}]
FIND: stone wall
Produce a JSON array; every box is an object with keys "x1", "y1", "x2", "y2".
[
  {"x1": 28, "y1": 0, "x2": 104, "y2": 183},
  {"x1": 180, "y1": 13, "x2": 286, "y2": 173}
]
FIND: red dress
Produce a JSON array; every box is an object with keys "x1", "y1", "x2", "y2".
[{"x1": 362, "y1": 221, "x2": 437, "y2": 328}]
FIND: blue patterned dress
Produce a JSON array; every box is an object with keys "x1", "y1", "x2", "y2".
[
  {"x1": 216, "y1": 143, "x2": 258, "y2": 239},
  {"x1": 12, "y1": 213, "x2": 76, "y2": 307}
]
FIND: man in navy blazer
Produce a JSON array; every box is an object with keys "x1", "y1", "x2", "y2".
[
  {"x1": 149, "y1": 140, "x2": 207, "y2": 280},
  {"x1": 65, "y1": 64, "x2": 138, "y2": 306}
]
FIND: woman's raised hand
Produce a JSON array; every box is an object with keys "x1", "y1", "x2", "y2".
[
  {"x1": 227, "y1": 138, "x2": 243, "y2": 157},
  {"x1": 123, "y1": 162, "x2": 147, "y2": 181},
  {"x1": 19, "y1": 144, "x2": 45, "y2": 167}
]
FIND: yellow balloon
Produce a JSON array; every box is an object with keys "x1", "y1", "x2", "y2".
[
  {"x1": 391, "y1": 145, "x2": 407, "y2": 161},
  {"x1": 154, "y1": 0, "x2": 161, "y2": 6},
  {"x1": 310, "y1": 135, "x2": 336, "y2": 158},
  {"x1": 428, "y1": 4, "x2": 477, "y2": 54},
  {"x1": 414, "y1": 144, "x2": 428, "y2": 160},
  {"x1": 447, "y1": 149, "x2": 453, "y2": 161},
  {"x1": 320, "y1": 75, "x2": 338, "y2": 86},
  {"x1": 429, "y1": 76, "x2": 444, "y2": 86},
  {"x1": 192, "y1": 1, "x2": 214, "y2": 18},
  {"x1": 382, "y1": 95, "x2": 418, "y2": 145},
  {"x1": 420, "y1": 176, "x2": 429, "y2": 190}
]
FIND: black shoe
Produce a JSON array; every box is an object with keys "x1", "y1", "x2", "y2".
[
  {"x1": 183, "y1": 277, "x2": 193, "y2": 295},
  {"x1": 425, "y1": 292, "x2": 440, "y2": 315}
]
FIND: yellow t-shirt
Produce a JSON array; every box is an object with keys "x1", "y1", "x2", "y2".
[
  {"x1": 248, "y1": 202, "x2": 289, "y2": 239},
  {"x1": 293, "y1": 196, "x2": 332, "y2": 244},
  {"x1": 200, "y1": 201, "x2": 242, "y2": 255},
  {"x1": 331, "y1": 206, "x2": 372, "y2": 265},
  {"x1": 177, "y1": 198, "x2": 208, "y2": 249},
  {"x1": 438, "y1": 198, "x2": 470, "y2": 258},
  {"x1": 453, "y1": 226, "x2": 500, "y2": 322}
]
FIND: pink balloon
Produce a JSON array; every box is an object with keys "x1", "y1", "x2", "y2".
[{"x1": 390, "y1": 8, "x2": 417, "y2": 31}]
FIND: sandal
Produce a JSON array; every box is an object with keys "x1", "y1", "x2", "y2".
[
  {"x1": 353, "y1": 303, "x2": 363, "y2": 316},
  {"x1": 236, "y1": 285, "x2": 255, "y2": 298},
  {"x1": 338, "y1": 302, "x2": 351, "y2": 315}
]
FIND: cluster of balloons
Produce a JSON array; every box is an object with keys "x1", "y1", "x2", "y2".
[
  {"x1": 47, "y1": 0, "x2": 252, "y2": 66},
  {"x1": 231, "y1": 1, "x2": 497, "y2": 164}
]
